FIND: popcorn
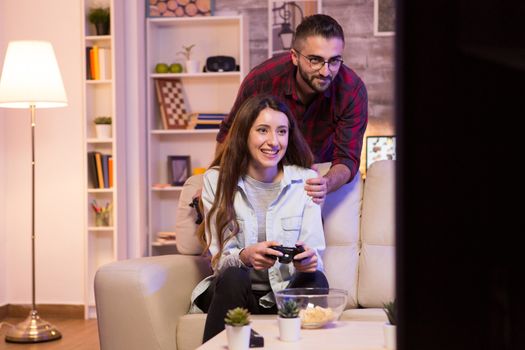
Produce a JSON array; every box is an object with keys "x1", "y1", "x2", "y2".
[{"x1": 299, "y1": 305, "x2": 335, "y2": 325}]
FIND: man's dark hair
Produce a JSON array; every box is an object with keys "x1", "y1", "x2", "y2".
[{"x1": 292, "y1": 14, "x2": 345, "y2": 47}]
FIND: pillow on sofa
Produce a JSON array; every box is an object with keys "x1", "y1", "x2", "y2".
[{"x1": 175, "y1": 174, "x2": 205, "y2": 255}]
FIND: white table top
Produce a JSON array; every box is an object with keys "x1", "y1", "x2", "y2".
[{"x1": 197, "y1": 319, "x2": 386, "y2": 350}]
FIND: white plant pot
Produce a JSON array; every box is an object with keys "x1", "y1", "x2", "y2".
[
  {"x1": 185, "y1": 59, "x2": 200, "y2": 73},
  {"x1": 225, "y1": 324, "x2": 251, "y2": 350},
  {"x1": 95, "y1": 124, "x2": 112, "y2": 139},
  {"x1": 383, "y1": 323, "x2": 396, "y2": 350},
  {"x1": 278, "y1": 317, "x2": 301, "y2": 342}
]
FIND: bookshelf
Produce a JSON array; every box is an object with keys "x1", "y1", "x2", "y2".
[
  {"x1": 146, "y1": 15, "x2": 249, "y2": 255},
  {"x1": 81, "y1": 0, "x2": 126, "y2": 319}
]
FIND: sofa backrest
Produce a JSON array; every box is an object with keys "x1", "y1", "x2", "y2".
[
  {"x1": 321, "y1": 171, "x2": 363, "y2": 309},
  {"x1": 174, "y1": 160, "x2": 396, "y2": 310},
  {"x1": 358, "y1": 160, "x2": 396, "y2": 307}
]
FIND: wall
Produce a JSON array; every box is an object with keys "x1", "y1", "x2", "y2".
[
  {"x1": 216, "y1": 0, "x2": 396, "y2": 161},
  {"x1": 0, "y1": 0, "x2": 84, "y2": 305},
  {"x1": 0, "y1": 1, "x2": 6, "y2": 307}
]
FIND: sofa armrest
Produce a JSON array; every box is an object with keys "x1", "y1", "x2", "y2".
[{"x1": 95, "y1": 254, "x2": 211, "y2": 350}]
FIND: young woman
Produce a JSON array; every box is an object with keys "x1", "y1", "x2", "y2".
[{"x1": 190, "y1": 94, "x2": 329, "y2": 342}]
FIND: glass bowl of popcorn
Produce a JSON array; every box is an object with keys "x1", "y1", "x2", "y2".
[{"x1": 274, "y1": 288, "x2": 348, "y2": 329}]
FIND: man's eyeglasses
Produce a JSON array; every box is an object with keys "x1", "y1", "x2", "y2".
[{"x1": 294, "y1": 50, "x2": 343, "y2": 71}]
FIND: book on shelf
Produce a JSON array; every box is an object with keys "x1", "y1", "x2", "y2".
[
  {"x1": 98, "y1": 47, "x2": 111, "y2": 80},
  {"x1": 108, "y1": 156, "x2": 114, "y2": 188},
  {"x1": 102, "y1": 154, "x2": 110, "y2": 189},
  {"x1": 187, "y1": 112, "x2": 227, "y2": 129},
  {"x1": 95, "y1": 152, "x2": 104, "y2": 188},
  {"x1": 86, "y1": 45, "x2": 110, "y2": 80},
  {"x1": 85, "y1": 46, "x2": 93, "y2": 80},
  {"x1": 93, "y1": 45, "x2": 100, "y2": 80},
  {"x1": 88, "y1": 151, "x2": 112, "y2": 189},
  {"x1": 88, "y1": 47, "x2": 96, "y2": 80},
  {"x1": 195, "y1": 124, "x2": 222, "y2": 129},
  {"x1": 87, "y1": 151, "x2": 99, "y2": 188}
]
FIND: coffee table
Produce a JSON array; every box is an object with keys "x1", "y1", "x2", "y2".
[{"x1": 197, "y1": 319, "x2": 386, "y2": 349}]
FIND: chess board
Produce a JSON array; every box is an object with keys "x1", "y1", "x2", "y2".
[{"x1": 155, "y1": 78, "x2": 190, "y2": 129}]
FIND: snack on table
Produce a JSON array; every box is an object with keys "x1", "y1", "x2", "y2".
[{"x1": 299, "y1": 304, "x2": 334, "y2": 325}]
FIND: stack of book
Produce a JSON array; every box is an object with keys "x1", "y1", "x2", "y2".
[
  {"x1": 188, "y1": 113, "x2": 227, "y2": 130},
  {"x1": 86, "y1": 45, "x2": 112, "y2": 80},
  {"x1": 87, "y1": 151, "x2": 113, "y2": 189}
]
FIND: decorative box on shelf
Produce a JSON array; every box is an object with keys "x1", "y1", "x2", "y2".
[{"x1": 147, "y1": 0, "x2": 213, "y2": 17}]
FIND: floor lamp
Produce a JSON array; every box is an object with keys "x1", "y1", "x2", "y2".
[{"x1": 0, "y1": 41, "x2": 68, "y2": 343}]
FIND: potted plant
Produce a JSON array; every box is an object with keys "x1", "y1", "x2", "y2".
[
  {"x1": 94, "y1": 116, "x2": 112, "y2": 139},
  {"x1": 277, "y1": 299, "x2": 301, "y2": 342},
  {"x1": 224, "y1": 307, "x2": 251, "y2": 350},
  {"x1": 383, "y1": 299, "x2": 397, "y2": 350},
  {"x1": 177, "y1": 44, "x2": 200, "y2": 73},
  {"x1": 88, "y1": 7, "x2": 110, "y2": 35}
]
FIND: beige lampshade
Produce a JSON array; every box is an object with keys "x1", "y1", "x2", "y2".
[{"x1": 0, "y1": 40, "x2": 68, "y2": 108}]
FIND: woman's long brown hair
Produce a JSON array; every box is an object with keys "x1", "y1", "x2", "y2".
[{"x1": 197, "y1": 94, "x2": 314, "y2": 268}]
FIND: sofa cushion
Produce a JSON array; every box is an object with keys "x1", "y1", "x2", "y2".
[
  {"x1": 175, "y1": 174, "x2": 205, "y2": 255},
  {"x1": 357, "y1": 160, "x2": 396, "y2": 307},
  {"x1": 322, "y1": 172, "x2": 363, "y2": 309}
]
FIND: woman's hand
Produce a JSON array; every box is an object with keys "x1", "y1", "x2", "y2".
[
  {"x1": 240, "y1": 241, "x2": 282, "y2": 270},
  {"x1": 293, "y1": 241, "x2": 318, "y2": 272}
]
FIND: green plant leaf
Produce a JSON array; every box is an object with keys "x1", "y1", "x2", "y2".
[
  {"x1": 224, "y1": 307, "x2": 250, "y2": 326},
  {"x1": 383, "y1": 299, "x2": 397, "y2": 325}
]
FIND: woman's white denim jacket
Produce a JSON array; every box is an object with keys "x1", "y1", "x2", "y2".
[{"x1": 189, "y1": 165, "x2": 325, "y2": 313}]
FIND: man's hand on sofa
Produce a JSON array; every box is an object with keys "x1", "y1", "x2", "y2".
[
  {"x1": 240, "y1": 241, "x2": 282, "y2": 270},
  {"x1": 293, "y1": 242, "x2": 318, "y2": 272}
]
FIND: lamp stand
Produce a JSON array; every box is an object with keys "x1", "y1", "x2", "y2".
[{"x1": 5, "y1": 105, "x2": 62, "y2": 343}]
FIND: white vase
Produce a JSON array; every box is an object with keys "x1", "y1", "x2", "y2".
[
  {"x1": 278, "y1": 317, "x2": 301, "y2": 342},
  {"x1": 225, "y1": 324, "x2": 251, "y2": 350},
  {"x1": 185, "y1": 60, "x2": 200, "y2": 73},
  {"x1": 95, "y1": 124, "x2": 111, "y2": 139},
  {"x1": 383, "y1": 323, "x2": 396, "y2": 350}
]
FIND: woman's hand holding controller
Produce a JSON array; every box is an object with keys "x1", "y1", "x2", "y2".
[
  {"x1": 293, "y1": 241, "x2": 318, "y2": 272},
  {"x1": 240, "y1": 241, "x2": 282, "y2": 270}
]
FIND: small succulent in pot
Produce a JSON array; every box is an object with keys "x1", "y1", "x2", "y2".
[
  {"x1": 278, "y1": 299, "x2": 300, "y2": 318},
  {"x1": 224, "y1": 307, "x2": 251, "y2": 327},
  {"x1": 94, "y1": 116, "x2": 112, "y2": 125},
  {"x1": 383, "y1": 299, "x2": 397, "y2": 325}
]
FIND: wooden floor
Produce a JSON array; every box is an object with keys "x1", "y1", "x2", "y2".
[{"x1": 0, "y1": 317, "x2": 99, "y2": 350}]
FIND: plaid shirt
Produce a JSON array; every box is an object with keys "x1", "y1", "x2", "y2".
[{"x1": 217, "y1": 53, "x2": 368, "y2": 180}]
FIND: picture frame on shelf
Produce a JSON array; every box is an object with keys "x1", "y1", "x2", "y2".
[
  {"x1": 374, "y1": 0, "x2": 395, "y2": 36},
  {"x1": 366, "y1": 136, "x2": 396, "y2": 169},
  {"x1": 167, "y1": 155, "x2": 191, "y2": 186},
  {"x1": 147, "y1": 0, "x2": 213, "y2": 17}
]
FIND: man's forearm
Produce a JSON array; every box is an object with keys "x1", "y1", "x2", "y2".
[{"x1": 324, "y1": 164, "x2": 352, "y2": 193}]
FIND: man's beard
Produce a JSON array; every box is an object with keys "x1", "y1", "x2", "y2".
[{"x1": 298, "y1": 64, "x2": 333, "y2": 93}]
